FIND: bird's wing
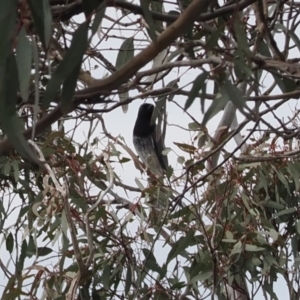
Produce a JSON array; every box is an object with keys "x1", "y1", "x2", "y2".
[{"x1": 151, "y1": 125, "x2": 168, "y2": 171}]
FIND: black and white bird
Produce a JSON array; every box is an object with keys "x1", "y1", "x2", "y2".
[{"x1": 133, "y1": 103, "x2": 168, "y2": 177}]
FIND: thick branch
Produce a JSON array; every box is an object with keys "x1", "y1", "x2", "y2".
[
  {"x1": 52, "y1": 0, "x2": 256, "y2": 24},
  {"x1": 74, "y1": 0, "x2": 211, "y2": 99}
]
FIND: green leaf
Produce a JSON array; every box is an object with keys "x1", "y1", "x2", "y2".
[
  {"x1": 234, "y1": 57, "x2": 252, "y2": 81},
  {"x1": 37, "y1": 247, "x2": 53, "y2": 257},
  {"x1": 268, "y1": 229, "x2": 279, "y2": 242},
  {"x1": 167, "y1": 231, "x2": 194, "y2": 263},
  {"x1": 28, "y1": 0, "x2": 52, "y2": 49},
  {"x1": 222, "y1": 239, "x2": 237, "y2": 243},
  {"x1": 276, "y1": 23, "x2": 300, "y2": 53},
  {"x1": 11, "y1": 160, "x2": 20, "y2": 182},
  {"x1": 61, "y1": 60, "x2": 82, "y2": 110},
  {"x1": 202, "y1": 87, "x2": 229, "y2": 126},
  {"x1": 274, "y1": 168, "x2": 289, "y2": 192},
  {"x1": 115, "y1": 38, "x2": 134, "y2": 70},
  {"x1": 169, "y1": 206, "x2": 190, "y2": 219},
  {"x1": 118, "y1": 88, "x2": 129, "y2": 113},
  {"x1": 245, "y1": 244, "x2": 265, "y2": 252},
  {"x1": 263, "y1": 282, "x2": 279, "y2": 300},
  {"x1": 177, "y1": 156, "x2": 185, "y2": 164},
  {"x1": 272, "y1": 71, "x2": 297, "y2": 93},
  {"x1": 151, "y1": 1, "x2": 164, "y2": 33},
  {"x1": 258, "y1": 40, "x2": 272, "y2": 57},
  {"x1": 140, "y1": 1, "x2": 163, "y2": 41},
  {"x1": 0, "y1": 54, "x2": 42, "y2": 167},
  {"x1": 231, "y1": 240, "x2": 243, "y2": 256},
  {"x1": 200, "y1": 83, "x2": 207, "y2": 114},
  {"x1": 32, "y1": 38, "x2": 40, "y2": 134},
  {"x1": 125, "y1": 266, "x2": 132, "y2": 295},
  {"x1": 0, "y1": 0, "x2": 18, "y2": 86},
  {"x1": 296, "y1": 220, "x2": 300, "y2": 235},
  {"x1": 291, "y1": 235, "x2": 299, "y2": 259},
  {"x1": 102, "y1": 263, "x2": 111, "y2": 289},
  {"x1": 91, "y1": 2, "x2": 107, "y2": 37},
  {"x1": 233, "y1": 17, "x2": 252, "y2": 56},
  {"x1": 42, "y1": 23, "x2": 88, "y2": 109},
  {"x1": 191, "y1": 271, "x2": 213, "y2": 283},
  {"x1": 223, "y1": 80, "x2": 246, "y2": 110},
  {"x1": 135, "y1": 178, "x2": 145, "y2": 190},
  {"x1": 185, "y1": 72, "x2": 208, "y2": 111},
  {"x1": 274, "y1": 207, "x2": 296, "y2": 217},
  {"x1": 27, "y1": 235, "x2": 36, "y2": 258},
  {"x1": 142, "y1": 248, "x2": 163, "y2": 275},
  {"x1": 5, "y1": 232, "x2": 13, "y2": 253},
  {"x1": 206, "y1": 25, "x2": 224, "y2": 50},
  {"x1": 188, "y1": 122, "x2": 200, "y2": 130},
  {"x1": 17, "y1": 239, "x2": 27, "y2": 272},
  {"x1": 287, "y1": 162, "x2": 300, "y2": 192},
  {"x1": 16, "y1": 27, "x2": 32, "y2": 102}
]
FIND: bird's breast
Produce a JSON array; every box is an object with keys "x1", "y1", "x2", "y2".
[{"x1": 133, "y1": 135, "x2": 164, "y2": 176}]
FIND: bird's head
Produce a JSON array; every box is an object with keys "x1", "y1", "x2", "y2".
[{"x1": 137, "y1": 103, "x2": 154, "y2": 124}]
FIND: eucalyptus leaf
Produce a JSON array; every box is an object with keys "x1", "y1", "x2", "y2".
[
  {"x1": 16, "y1": 27, "x2": 32, "y2": 103},
  {"x1": 0, "y1": 54, "x2": 42, "y2": 167},
  {"x1": 28, "y1": 0, "x2": 52, "y2": 48},
  {"x1": 276, "y1": 23, "x2": 300, "y2": 53},
  {"x1": 118, "y1": 88, "x2": 129, "y2": 113},
  {"x1": 42, "y1": 23, "x2": 88, "y2": 109},
  {"x1": 233, "y1": 17, "x2": 252, "y2": 56},
  {"x1": 167, "y1": 231, "x2": 194, "y2": 263},
  {"x1": 0, "y1": 0, "x2": 18, "y2": 87},
  {"x1": 185, "y1": 72, "x2": 208, "y2": 111},
  {"x1": 223, "y1": 80, "x2": 246, "y2": 110},
  {"x1": 116, "y1": 38, "x2": 134, "y2": 70},
  {"x1": 140, "y1": 0, "x2": 163, "y2": 41},
  {"x1": 202, "y1": 87, "x2": 229, "y2": 126},
  {"x1": 142, "y1": 248, "x2": 163, "y2": 275},
  {"x1": 91, "y1": 2, "x2": 107, "y2": 38}
]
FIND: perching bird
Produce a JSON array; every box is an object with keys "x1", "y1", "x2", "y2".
[{"x1": 133, "y1": 103, "x2": 168, "y2": 177}]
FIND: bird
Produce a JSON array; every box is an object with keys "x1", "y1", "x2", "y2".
[{"x1": 133, "y1": 103, "x2": 168, "y2": 177}]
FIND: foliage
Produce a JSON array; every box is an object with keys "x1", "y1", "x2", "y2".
[{"x1": 0, "y1": 0, "x2": 300, "y2": 299}]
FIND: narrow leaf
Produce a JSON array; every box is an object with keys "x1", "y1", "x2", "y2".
[
  {"x1": 5, "y1": 232, "x2": 13, "y2": 253},
  {"x1": 202, "y1": 87, "x2": 229, "y2": 126},
  {"x1": 28, "y1": 0, "x2": 52, "y2": 48},
  {"x1": 0, "y1": 54, "x2": 42, "y2": 167},
  {"x1": 233, "y1": 17, "x2": 252, "y2": 56},
  {"x1": 223, "y1": 80, "x2": 246, "y2": 110},
  {"x1": 0, "y1": 0, "x2": 18, "y2": 87},
  {"x1": 185, "y1": 72, "x2": 208, "y2": 111},
  {"x1": 118, "y1": 88, "x2": 129, "y2": 113},
  {"x1": 245, "y1": 244, "x2": 265, "y2": 252},
  {"x1": 61, "y1": 60, "x2": 82, "y2": 110},
  {"x1": 37, "y1": 247, "x2": 52, "y2": 257},
  {"x1": 116, "y1": 38, "x2": 134, "y2": 70},
  {"x1": 16, "y1": 27, "x2": 32, "y2": 102},
  {"x1": 142, "y1": 248, "x2": 163, "y2": 275},
  {"x1": 42, "y1": 23, "x2": 88, "y2": 109},
  {"x1": 140, "y1": 1, "x2": 162, "y2": 41},
  {"x1": 125, "y1": 266, "x2": 132, "y2": 295},
  {"x1": 274, "y1": 207, "x2": 296, "y2": 217},
  {"x1": 91, "y1": 2, "x2": 107, "y2": 38},
  {"x1": 167, "y1": 231, "x2": 194, "y2": 263}
]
